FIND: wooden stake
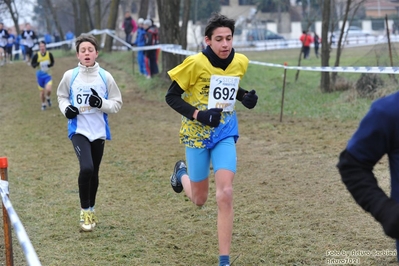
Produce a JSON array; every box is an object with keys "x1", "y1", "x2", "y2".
[
  {"x1": 0, "y1": 157, "x2": 13, "y2": 266},
  {"x1": 280, "y1": 63, "x2": 288, "y2": 122}
]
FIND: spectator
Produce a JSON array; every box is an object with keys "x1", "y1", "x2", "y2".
[
  {"x1": 299, "y1": 30, "x2": 313, "y2": 59},
  {"x1": 313, "y1": 32, "x2": 321, "y2": 58},
  {"x1": 20, "y1": 33, "x2": 26, "y2": 61},
  {"x1": 132, "y1": 18, "x2": 147, "y2": 76},
  {"x1": 21, "y1": 23, "x2": 37, "y2": 64},
  {"x1": 53, "y1": 30, "x2": 60, "y2": 49},
  {"x1": 14, "y1": 33, "x2": 21, "y2": 61},
  {"x1": 122, "y1": 11, "x2": 137, "y2": 49},
  {"x1": 44, "y1": 32, "x2": 52, "y2": 50},
  {"x1": 143, "y1": 19, "x2": 159, "y2": 78},
  {"x1": 65, "y1": 30, "x2": 74, "y2": 50},
  {"x1": 65, "y1": 30, "x2": 74, "y2": 41},
  {"x1": 5, "y1": 28, "x2": 15, "y2": 64},
  {"x1": 0, "y1": 22, "x2": 9, "y2": 66},
  {"x1": 44, "y1": 33, "x2": 52, "y2": 44}
]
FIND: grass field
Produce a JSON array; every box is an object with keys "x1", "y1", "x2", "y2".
[{"x1": 0, "y1": 45, "x2": 398, "y2": 265}]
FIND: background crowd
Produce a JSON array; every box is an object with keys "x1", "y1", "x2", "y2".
[{"x1": 1, "y1": 15, "x2": 159, "y2": 78}]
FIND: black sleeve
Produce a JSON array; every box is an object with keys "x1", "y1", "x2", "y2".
[
  {"x1": 236, "y1": 87, "x2": 248, "y2": 101},
  {"x1": 48, "y1": 53, "x2": 55, "y2": 67},
  {"x1": 21, "y1": 31, "x2": 26, "y2": 39},
  {"x1": 31, "y1": 53, "x2": 39, "y2": 68},
  {"x1": 145, "y1": 32, "x2": 151, "y2": 46},
  {"x1": 337, "y1": 149, "x2": 399, "y2": 239},
  {"x1": 165, "y1": 81, "x2": 197, "y2": 120},
  {"x1": 32, "y1": 31, "x2": 37, "y2": 40}
]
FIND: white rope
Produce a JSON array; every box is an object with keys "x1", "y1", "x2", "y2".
[{"x1": 0, "y1": 180, "x2": 42, "y2": 266}]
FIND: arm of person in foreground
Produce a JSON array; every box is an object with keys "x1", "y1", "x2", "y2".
[{"x1": 337, "y1": 105, "x2": 399, "y2": 239}]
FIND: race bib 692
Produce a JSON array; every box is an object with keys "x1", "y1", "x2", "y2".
[{"x1": 208, "y1": 75, "x2": 240, "y2": 112}]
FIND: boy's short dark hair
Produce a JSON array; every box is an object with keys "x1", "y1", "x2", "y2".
[
  {"x1": 204, "y1": 13, "x2": 235, "y2": 39},
  {"x1": 75, "y1": 34, "x2": 99, "y2": 52},
  {"x1": 40, "y1": 41, "x2": 46, "y2": 46}
]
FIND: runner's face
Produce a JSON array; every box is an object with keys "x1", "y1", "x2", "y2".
[
  {"x1": 76, "y1": 41, "x2": 98, "y2": 67},
  {"x1": 39, "y1": 43, "x2": 46, "y2": 53},
  {"x1": 205, "y1": 27, "x2": 233, "y2": 59}
]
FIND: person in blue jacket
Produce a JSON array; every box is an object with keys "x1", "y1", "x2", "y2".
[
  {"x1": 337, "y1": 90, "x2": 399, "y2": 260},
  {"x1": 132, "y1": 18, "x2": 147, "y2": 76}
]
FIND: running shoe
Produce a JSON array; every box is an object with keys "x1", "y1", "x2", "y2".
[
  {"x1": 80, "y1": 210, "x2": 93, "y2": 232},
  {"x1": 170, "y1": 160, "x2": 186, "y2": 193}
]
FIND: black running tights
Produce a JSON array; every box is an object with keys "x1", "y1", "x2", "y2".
[{"x1": 71, "y1": 134, "x2": 105, "y2": 209}]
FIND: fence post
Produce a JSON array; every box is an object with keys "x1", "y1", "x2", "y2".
[
  {"x1": 0, "y1": 157, "x2": 14, "y2": 266},
  {"x1": 280, "y1": 63, "x2": 288, "y2": 123}
]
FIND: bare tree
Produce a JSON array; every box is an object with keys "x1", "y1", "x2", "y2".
[
  {"x1": 70, "y1": 0, "x2": 81, "y2": 35},
  {"x1": 2, "y1": 0, "x2": 20, "y2": 33},
  {"x1": 318, "y1": 0, "x2": 367, "y2": 92},
  {"x1": 104, "y1": 0, "x2": 120, "y2": 52},
  {"x1": 331, "y1": 0, "x2": 366, "y2": 86},
  {"x1": 138, "y1": 0, "x2": 149, "y2": 19},
  {"x1": 180, "y1": 0, "x2": 190, "y2": 50},
  {"x1": 94, "y1": 0, "x2": 102, "y2": 29},
  {"x1": 45, "y1": 0, "x2": 65, "y2": 41},
  {"x1": 331, "y1": 0, "x2": 351, "y2": 87},
  {"x1": 85, "y1": 0, "x2": 95, "y2": 30},
  {"x1": 156, "y1": 0, "x2": 186, "y2": 79},
  {"x1": 320, "y1": 0, "x2": 331, "y2": 92},
  {"x1": 79, "y1": 0, "x2": 90, "y2": 33}
]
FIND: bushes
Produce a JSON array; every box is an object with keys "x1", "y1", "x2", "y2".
[
  {"x1": 355, "y1": 73, "x2": 384, "y2": 98},
  {"x1": 332, "y1": 73, "x2": 396, "y2": 100}
]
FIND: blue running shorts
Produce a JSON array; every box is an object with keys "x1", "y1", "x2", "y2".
[
  {"x1": 36, "y1": 71, "x2": 52, "y2": 90},
  {"x1": 185, "y1": 137, "x2": 237, "y2": 182}
]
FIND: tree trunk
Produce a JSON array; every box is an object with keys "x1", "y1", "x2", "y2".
[
  {"x1": 79, "y1": 0, "x2": 89, "y2": 33},
  {"x1": 72, "y1": 0, "x2": 80, "y2": 36},
  {"x1": 180, "y1": 0, "x2": 191, "y2": 50},
  {"x1": 94, "y1": 0, "x2": 102, "y2": 29},
  {"x1": 331, "y1": 0, "x2": 366, "y2": 86},
  {"x1": 331, "y1": 0, "x2": 351, "y2": 86},
  {"x1": 94, "y1": 0, "x2": 102, "y2": 44},
  {"x1": 138, "y1": 0, "x2": 149, "y2": 19},
  {"x1": 148, "y1": 0, "x2": 156, "y2": 19},
  {"x1": 4, "y1": 0, "x2": 20, "y2": 33},
  {"x1": 104, "y1": 0, "x2": 120, "y2": 52},
  {"x1": 156, "y1": 0, "x2": 182, "y2": 79},
  {"x1": 45, "y1": 0, "x2": 65, "y2": 41},
  {"x1": 84, "y1": 0, "x2": 94, "y2": 30},
  {"x1": 320, "y1": 0, "x2": 331, "y2": 92}
]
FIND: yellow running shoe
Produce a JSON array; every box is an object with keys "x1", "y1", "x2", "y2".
[{"x1": 80, "y1": 210, "x2": 93, "y2": 232}]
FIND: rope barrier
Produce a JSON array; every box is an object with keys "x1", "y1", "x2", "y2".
[{"x1": 1, "y1": 159, "x2": 42, "y2": 266}]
